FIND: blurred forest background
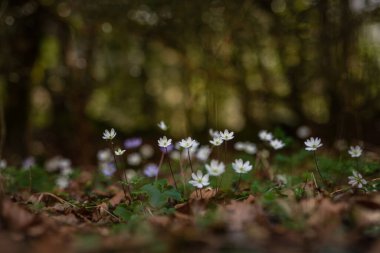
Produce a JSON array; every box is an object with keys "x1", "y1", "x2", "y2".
[{"x1": 1, "y1": 0, "x2": 380, "y2": 165}]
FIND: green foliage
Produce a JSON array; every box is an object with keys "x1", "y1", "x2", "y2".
[
  {"x1": 274, "y1": 150, "x2": 309, "y2": 170},
  {"x1": 2, "y1": 166, "x2": 55, "y2": 192},
  {"x1": 140, "y1": 182, "x2": 182, "y2": 209},
  {"x1": 113, "y1": 205, "x2": 133, "y2": 221}
]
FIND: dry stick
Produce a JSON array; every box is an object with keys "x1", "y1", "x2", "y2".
[
  {"x1": 109, "y1": 141, "x2": 129, "y2": 202},
  {"x1": 313, "y1": 151, "x2": 326, "y2": 187},
  {"x1": 165, "y1": 147, "x2": 178, "y2": 190},
  {"x1": 330, "y1": 187, "x2": 350, "y2": 197}
]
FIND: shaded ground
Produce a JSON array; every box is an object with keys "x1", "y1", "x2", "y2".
[{"x1": 1, "y1": 180, "x2": 380, "y2": 253}]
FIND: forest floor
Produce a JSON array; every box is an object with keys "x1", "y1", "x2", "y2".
[{"x1": 1, "y1": 144, "x2": 380, "y2": 253}]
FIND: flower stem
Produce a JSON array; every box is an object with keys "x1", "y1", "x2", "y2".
[
  {"x1": 110, "y1": 142, "x2": 129, "y2": 202},
  {"x1": 187, "y1": 149, "x2": 194, "y2": 174},
  {"x1": 178, "y1": 156, "x2": 187, "y2": 196},
  {"x1": 223, "y1": 141, "x2": 227, "y2": 172},
  {"x1": 29, "y1": 168, "x2": 32, "y2": 192},
  {"x1": 236, "y1": 173, "x2": 242, "y2": 191},
  {"x1": 165, "y1": 147, "x2": 178, "y2": 190},
  {"x1": 156, "y1": 152, "x2": 165, "y2": 182},
  {"x1": 313, "y1": 151, "x2": 326, "y2": 187},
  {"x1": 217, "y1": 141, "x2": 228, "y2": 194},
  {"x1": 121, "y1": 155, "x2": 132, "y2": 200},
  {"x1": 356, "y1": 158, "x2": 359, "y2": 171}
]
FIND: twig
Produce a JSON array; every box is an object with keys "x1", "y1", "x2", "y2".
[
  {"x1": 330, "y1": 187, "x2": 350, "y2": 196},
  {"x1": 37, "y1": 192, "x2": 77, "y2": 208}
]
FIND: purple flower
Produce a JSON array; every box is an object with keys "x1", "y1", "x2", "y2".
[
  {"x1": 22, "y1": 156, "x2": 36, "y2": 170},
  {"x1": 160, "y1": 143, "x2": 174, "y2": 153},
  {"x1": 100, "y1": 162, "x2": 116, "y2": 177},
  {"x1": 144, "y1": 163, "x2": 159, "y2": 177},
  {"x1": 124, "y1": 137, "x2": 143, "y2": 149}
]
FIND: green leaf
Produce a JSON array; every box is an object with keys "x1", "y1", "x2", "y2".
[
  {"x1": 163, "y1": 188, "x2": 182, "y2": 201},
  {"x1": 113, "y1": 205, "x2": 132, "y2": 221},
  {"x1": 141, "y1": 184, "x2": 167, "y2": 208}
]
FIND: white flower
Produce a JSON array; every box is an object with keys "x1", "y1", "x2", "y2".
[
  {"x1": 209, "y1": 129, "x2": 220, "y2": 138},
  {"x1": 244, "y1": 143, "x2": 257, "y2": 154},
  {"x1": 189, "y1": 170, "x2": 210, "y2": 189},
  {"x1": 189, "y1": 140, "x2": 200, "y2": 153},
  {"x1": 56, "y1": 176, "x2": 69, "y2": 189},
  {"x1": 115, "y1": 148, "x2": 126, "y2": 156},
  {"x1": 259, "y1": 130, "x2": 273, "y2": 141},
  {"x1": 157, "y1": 121, "x2": 168, "y2": 131},
  {"x1": 270, "y1": 139, "x2": 285, "y2": 150},
  {"x1": 348, "y1": 145, "x2": 362, "y2": 158},
  {"x1": 234, "y1": 142, "x2": 246, "y2": 151},
  {"x1": 210, "y1": 136, "x2": 224, "y2": 146},
  {"x1": 232, "y1": 159, "x2": 253, "y2": 174},
  {"x1": 140, "y1": 144, "x2": 154, "y2": 158},
  {"x1": 235, "y1": 142, "x2": 257, "y2": 154},
  {"x1": 125, "y1": 169, "x2": 137, "y2": 180},
  {"x1": 296, "y1": 125, "x2": 311, "y2": 139},
  {"x1": 102, "y1": 128, "x2": 116, "y2": 140},
  {"x1": 61, "y1": 167, "x2": 73, "y2": 176},
  {"x1": 196, "y1": 146, "x2": 211, "y2": 162},
  {"x1": 97, "y1": 149, "x2": 112, "y2": 162},
  {"x1": 127, "y1": 153, "x2": 142, "y2": 166},
  {"x1": 304, "y1": 137, "x2": 323, "y2": 151},
  {"x1": 158, "y1": 136, "x2": 172, "y2": 148},
  {"x1": 0, "y1": 159, "x2": 7, "y2": 169},
  {"x1": 170, "y1": 150, "x2": 181, "y2": 160},
  {"x1": 348, "y1": 171, "x2": 367, "y2": 188},
  {"x1": 45, "y1": 156, "x2": 71, "y2": 172},
  {"x1": 58, "y1": 158, "x2": 71, "y2": 170},
  {"x1": 179, "y1": 137, "x2": 196, "y2": 149},
  {"x1": 219, "y1": 129, "x2": 234, "y2": 141},
  {"x1": 205, "y1": 160, "x2": 225, "y2": 176}
]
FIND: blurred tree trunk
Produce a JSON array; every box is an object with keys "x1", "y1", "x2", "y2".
[
  {"x1": 56, "y1": 25, "x2": 97, "y2": 165},
  {"x1": 2, "y1": 0, "x2": 43, "y2": 161}
]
